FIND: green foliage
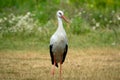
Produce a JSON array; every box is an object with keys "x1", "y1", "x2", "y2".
[
  {"x1": 0, "y1": 0, "x2": 120, "y2": 50},
  {"x1": 71, "y1": 16, "x2": 91, "y2": 35}
]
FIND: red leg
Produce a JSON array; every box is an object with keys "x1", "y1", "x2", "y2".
[
  {"x1": 60, "y1": 55, "x2": 62, "y2": 80},
  {"x1": 51, "y1": 56, "x2": 56, "y2": 76}
]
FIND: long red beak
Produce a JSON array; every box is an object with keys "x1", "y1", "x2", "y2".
[{"x1": 61, "y1": 15, "x2": 69, "y2": 23}]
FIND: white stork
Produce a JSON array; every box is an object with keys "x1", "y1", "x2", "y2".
[{"x1": 49, "y1": 10, "x2": 69, "y2": 79}]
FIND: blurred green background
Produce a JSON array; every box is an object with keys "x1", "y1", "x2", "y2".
[{"x1": 0, "y1": 0, "x2": 120, "y2": 51}]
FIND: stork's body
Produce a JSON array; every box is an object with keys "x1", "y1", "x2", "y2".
[{"x1": 49, "y1": 10, "x2": 68, "y2": 79}]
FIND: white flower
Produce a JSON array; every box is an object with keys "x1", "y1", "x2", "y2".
[
  {"x1": 109, "y1": 20, "x2": 112, "y2": 23},
  {"x1": 112, "y1": 10, "x2": 115, "y2": 14},
  {"x1": 11, "y1": 17, "x2": 16, "y2": 21},
  {"x1": 117, "y1": 15, "x2": 120, "y2": 20},
  {"x1": 9, "y1": 20, "x2": 13, "y2": 24},
  {"x1": 78, "y1": 12, "x2": 82, "y2": 15},
  {"x1": 0, "y1": 18, "x2": 3, "y2": 23},
  {"x1": 3, "y1": 17, "x2": 7, "y2": 20},
  {"x1": 38, "y1": 27, "x2": 42, "y2": 32},
  {"x1": 96, "y1": 22, "x2": 100, "y2": 27},
  {"x1": 83, "y1": 11, "x2": 86, "y2": 13},
  {"x1": 92, "y1": 26, "x2": 96, "y2": 30},
  {"x1": 27, "y1": 12, "x2": 31, "y2": 16},
  {"x1": 111, "y1": 42, "x2": 116, "y2": 46}
]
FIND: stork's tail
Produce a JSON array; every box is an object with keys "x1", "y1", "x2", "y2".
[{"x1": 55, "y1": 63, "x2": 58, "y2": 68}]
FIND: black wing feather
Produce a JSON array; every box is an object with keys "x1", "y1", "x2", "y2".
[
  {"x1": 49, "y1": 45, "x2": 54, "y2": 65},
  {"x1": 49, "y1": 45, "x2": 58, "y2": 67},
  {"x1": 62, "y1": 44, "x2": 68, "y2": 64}
]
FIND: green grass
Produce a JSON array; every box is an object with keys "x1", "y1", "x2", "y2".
[
  {"x1": 0, "y1": 28, "x2": 120, "y2": 51},
  {"x1": 0, "y1": 0, "x2": 120, "y2": 50}
]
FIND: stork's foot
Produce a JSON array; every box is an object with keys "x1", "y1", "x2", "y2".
[
  {"x1": 51, "y1": 69, "x2": 55, "y2": 76},
  {"x1": 51, "y1": 65, "x2": 55, "y2": 76}
]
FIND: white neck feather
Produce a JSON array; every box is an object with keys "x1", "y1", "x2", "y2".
[{"x1": 57, "y1": 17, "x2": 63, "y2": 30}]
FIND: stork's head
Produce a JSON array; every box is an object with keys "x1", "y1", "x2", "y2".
[{"x1": 57, "y1": 10, "x2": 69, "y2": 23}]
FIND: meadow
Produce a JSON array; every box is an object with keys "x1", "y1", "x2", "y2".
[
  {"x1": 0, "y1": 0, "x2": 120, "y2": 80},
  {"x1": 0, "y1": 48, "x2": 120, "y2": 80}
]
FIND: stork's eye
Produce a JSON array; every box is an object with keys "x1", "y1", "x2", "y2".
[{"x1": 59, "y1": 12, "x2": 62, "y2": 15}]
